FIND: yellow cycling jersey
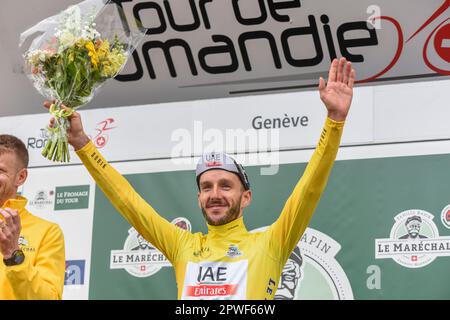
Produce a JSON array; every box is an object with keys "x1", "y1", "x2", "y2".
[
  {"x1": 0, "y1": 196, "x2": 65, "y2": 300},
  {"x1": 76, "y1": 117, "x2": 344, "y2": 300}
]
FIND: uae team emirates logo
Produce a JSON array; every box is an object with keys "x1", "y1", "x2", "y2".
[{"x1": 181, "y1": 260, "x2": 248, "y2": 300}]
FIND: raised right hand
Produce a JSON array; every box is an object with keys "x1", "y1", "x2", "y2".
[{"x1": 43, "y1": 101, "x2": 90, "y2": 151}]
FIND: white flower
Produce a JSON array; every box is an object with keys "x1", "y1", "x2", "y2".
[
  {"x1": 27, "y1": 49, "x2": 55, "y2": 66},
  {"x1": 54, "y1": 4, "x2": 101, "y2": 43},
  {"x1": 59, "y1": 31, "x2": 76, "y2": 48}
]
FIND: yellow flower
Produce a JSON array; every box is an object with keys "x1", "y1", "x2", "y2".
[
  {"x1": 101, "y1": 65, "x2": 113, "y2": 78},
  {"x1": 75, "y1": 38, "x2": 88, "y2": 48},
  {"x1": 97, "y1": 46, "x2": 127, "y2": 78},
  {"x1": 109, "y1": 48, "x2": 126, "y2": 74},
  {"x1": 85, "y1": 41, "x2": 99, "y2": 68},
  {"x1": 96, "y1": 39, "x2": 110, "y2": 60}
]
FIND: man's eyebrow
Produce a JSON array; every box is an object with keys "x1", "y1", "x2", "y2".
[
  {"x1": 218, "y1": 178, "x2": 234, "y2": 184},
  {"x1": 200, "y1": 181, "x2": 212, "y2": 187},
  {"x1": 201, "y1": 178, "x2": 235, "y2": 185}
]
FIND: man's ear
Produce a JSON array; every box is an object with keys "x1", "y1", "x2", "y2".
[
  {"x1": 197, "y1": 191, "x2": 202, "y2": 209},
  {"x1": 15, "y1": 168, "x2": 28, "y2": 188},
  {"x1": 241, "y1": 190, "x2": 252, "y2": 209}
]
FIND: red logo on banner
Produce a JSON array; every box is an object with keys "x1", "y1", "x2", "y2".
[
  {"x1": 95, "y1": 135, "x2": 107, "y2": 148},
  {"x1": 434, "y1": 23, "x2": 450, "y2": 63},
  {"x1": 186, "y1": 284, "x2": 237, "y2": 297},
  {"x1": 91, "y1": 118, "x2": 116, "y2": 149},
  {"x1": 407, "y1": 0, "x2": 450, "y2": 74}
]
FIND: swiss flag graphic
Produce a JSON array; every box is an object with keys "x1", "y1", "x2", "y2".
[{"x1": 434, "y1": 23, "x2": 450, "y2": 63}]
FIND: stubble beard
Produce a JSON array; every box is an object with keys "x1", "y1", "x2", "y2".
[{"x1": 201, "y1": 195, "x2": 242, "y2": 226}]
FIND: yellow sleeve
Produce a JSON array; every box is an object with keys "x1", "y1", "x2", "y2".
[
  {"x1": 5, "y1": 224, "x2": 65, "y2": 300},
  {"x1": 269, "y1": 117, "x2": 344, "y2": 263},
  {"x1": 76, "y1": 141, "x2": 187, "y2": 262}
]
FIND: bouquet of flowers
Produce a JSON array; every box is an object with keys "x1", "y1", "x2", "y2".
[{"x1": 19, "y1": 0, "x2": 145, "y2": 162}]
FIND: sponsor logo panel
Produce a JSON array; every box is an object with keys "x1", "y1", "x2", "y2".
[
  {"x1": 375, "y1": 209, "x2": 450, "y2": 268},
  {"x1": 110, "y1": 218, "x2": 191, "y2": 278},
  {"x1": 54, "y1": 185, "x2": 90, "y2": 211}
]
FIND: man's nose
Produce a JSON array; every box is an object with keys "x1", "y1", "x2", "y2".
[{"x1": 210, "y1": 185, "x2": 222, "y2": 198}]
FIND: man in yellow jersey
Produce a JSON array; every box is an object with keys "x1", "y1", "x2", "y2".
[
  {"x1": 45, "y1": 57, "x2": 354, "y2": 300},
  {"x1": 0, "y1": 135, "x2": 65, "y2": 300}
]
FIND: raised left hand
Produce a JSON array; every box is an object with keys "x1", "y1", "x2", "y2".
[
  {"x1": 319, "y1": 57, "x2": 356, "y2": 122},
  {"x1": 0, "y1": 208, "x2": 21, "y2": 260}
]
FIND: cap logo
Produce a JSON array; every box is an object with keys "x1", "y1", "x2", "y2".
[
  {"x1": 206, "y1": 161, "x2": 223, "y2": 167},
  {"x1": 205, "y1": 153, "x2": 222, "y2": 162},
  {"x1": 196, "y1": 152, "x2": 250, "y2": 190}
]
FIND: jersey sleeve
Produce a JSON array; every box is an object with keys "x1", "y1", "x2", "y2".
[
  {"x1": 76, "y1": 141, "x2": 189, "y2": 263},
  {"x1": 268, "y1": 117, "x2": 344, "y2": 263}
]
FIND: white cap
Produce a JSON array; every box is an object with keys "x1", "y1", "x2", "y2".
[{"x1": 196, "y1": 152, "x2": 250, "y2": 190}]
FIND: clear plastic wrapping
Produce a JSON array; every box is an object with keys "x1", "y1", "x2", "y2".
[{"x1": 19, "y1": 0, "x2": 146, "y2": 162}]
